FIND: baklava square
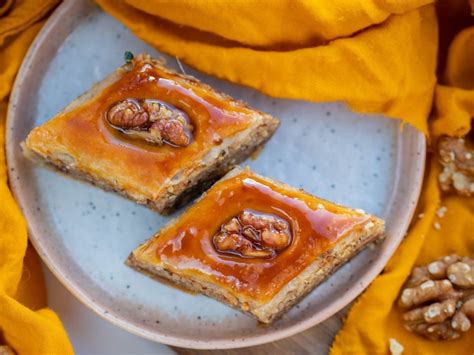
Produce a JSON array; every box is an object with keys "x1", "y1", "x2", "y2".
[
  {"x1": 128, "y1": 167, "x2": 385, "y2": 323},
  {"x1": 23, "y1": 54, "x2": 279, "y2": 214}
]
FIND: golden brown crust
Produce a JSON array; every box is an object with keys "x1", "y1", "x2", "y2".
[
  {"x1": 127, "y1": 222, "x2": 383, "y2": 323},
  {"x1": 23, "y1": 54, "x2": 279, "y2": 214},
  {"x1": 127, "y1": 167, "x2": 385, "y2": 323},
  {"x1": 23, "y1": 118, "x2": 278, "y2": 214}
]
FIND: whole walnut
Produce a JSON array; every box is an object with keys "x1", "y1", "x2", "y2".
[
  {"x1": 438, "y1": 136, "x2": 474, "y2": 196},
  {"x1": 107, "y1": 98, "x2": 193, "y2": 147},
  {"x1": 213, "y1": 210, "x2": 292, "y2": 259},
  {"x1": 398, "y1": 255, "x2": 474, "y2": 340}
]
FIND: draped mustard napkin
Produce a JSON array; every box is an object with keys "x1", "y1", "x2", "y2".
[
  {"x1": 0, "y1": 0, "x2": 72, "y2": 353},
  {"x1": 1, "y1": 0, "x2": 473, "y2": 353},
  {"x1": 331, "y1": 1, "x2": 474, "y2": 352},
  {"x1": 96, "y1": 0, "x2": 437, "y2": 134},
  {"x1": 95, "y1": 1, "x2": 473, "y2": 353}
]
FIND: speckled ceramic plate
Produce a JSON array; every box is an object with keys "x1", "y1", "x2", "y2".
[{"x1": 6, "y1": 0, "x2": 425, "y2": 349}]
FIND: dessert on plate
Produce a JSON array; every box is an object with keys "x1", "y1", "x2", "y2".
[
  {"x1": 128, "y1": 167, "x2": 385, "y2": 323},
  {"x1": 22, "y1": 53, "x2": 279, "y2": 214}
]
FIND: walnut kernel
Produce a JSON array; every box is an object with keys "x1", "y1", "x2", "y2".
[
  {"x1": 213, "y1": 210, "x2": 292, "y2": 259},
  {"x1": 399, "y1": 254, "x2": 474, "y2": 340},
  {"x1": 107, "y1": 99, "x2": 193, "y2": 147},
  {"x1": 438, "y1": 136, "x2": 474, "y2": 196}
]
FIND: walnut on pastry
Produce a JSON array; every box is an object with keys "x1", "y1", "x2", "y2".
[{"x1": 23, "y1": 53, "x2": 279, "y2": 215}]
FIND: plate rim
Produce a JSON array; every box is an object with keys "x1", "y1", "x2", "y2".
[{"x1": 6, "y1": 0, "x2": 426, "y2": 349}]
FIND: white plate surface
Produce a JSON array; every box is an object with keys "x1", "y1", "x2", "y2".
[{"x1": 6, "y1": 0, "x2": 425, "y2": 349}]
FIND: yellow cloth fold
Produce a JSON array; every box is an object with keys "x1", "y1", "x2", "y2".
[
  {"x1": 124, "y1": 0, "x2": 433, "y2": 47},
  {"x1": 331, "y1": 162, "x2": 474, "y2": 353},
  {"x1": 331, "y1": 3, "x2": 474, "y2": 354},
  {"x1": 0, "y1": 0, "x2": 72, "y2": 353},
  {"x1": 2, "y1": 0, "x2": 473, "y2": 353},
  {"x1": 94, "y1": 1, "x2": 474, "y2": 353},
  {"x1": 96, "y1": 0, "x2": 438, "y2": 134},
  {"x1": 431, "y1": 25, "x2": 474, "y2": 139}
]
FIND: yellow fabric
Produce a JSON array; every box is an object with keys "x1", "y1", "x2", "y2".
[
  {"x1": 1, "y1": 0, "x2": 472, "y2": 353},
  {"x1": 0, "y1": 0, "x2": 13, "y2": 17},
  {"x1": 331, "y1": 162, "x2": 474, "y2": 353},
  {"x1": 96, "y1": 0, "x2": 438, "y2": 134},
  {"x1": 330, "y1": 4, "x2": 474, "y2": 355},
  {"x1": 124, "y1": 0, "x2": 432, "y2": 46},
  {"x1": 92, "y1": 1, "x2": 474, "y2": 353},
  {"x1": 431, "y1": 25, "x2": 474, "y2": 139},
  {"x1": 0, "y1": 0, "x2": 72, "y2": 353}
]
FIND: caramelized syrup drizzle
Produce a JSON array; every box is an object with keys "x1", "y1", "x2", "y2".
[
  {"x1": 54, "y1": 58, "x2": 253, "y2": 193},
  {"x1": 140, "y1": 171, "x2": 370, "y2": 301},
  {"x1": 212, "y1": 209, "x2": 292, "y2": 259}
]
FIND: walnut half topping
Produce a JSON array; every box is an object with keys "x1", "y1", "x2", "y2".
[
  {"x1": 212, "y1": 210, "x2": 292, "y2": 259},
  {"x1": 438, "y1": 136, "x2": 474, "y2": 196},
  {"x1": 106, "y1": 98, "x2": 193, "y2": 147},
  {"x1": 398, "y1": 254, "x2": 474, "y2": 340}
]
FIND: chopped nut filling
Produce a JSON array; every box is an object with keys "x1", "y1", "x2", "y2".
[
  {"x1": 398, "y1": 254, "x2": 474, "y2": 340},
  {"x1": 438, "y1": 136, "x2": 474, "y2": 197},
  {"x1": 107, "y1": 98, "x2": 193, "y2": 147},
  {"x1": 212, "y1": 210, "x2": 292, "y2": 259}
]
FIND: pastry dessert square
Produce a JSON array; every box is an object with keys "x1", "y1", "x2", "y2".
[
  {"x1": 23, "y1": 54, "x2": 279, "y2": 214},
  {"x1": 127, "y1": 167, "x2": 385, "y2": 323}
]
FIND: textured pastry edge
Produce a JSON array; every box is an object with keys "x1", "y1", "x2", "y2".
[
  {"x1": 22, "y1": 55, "x2": 279, "y2": 215},
  {"x1": 127, "y1": 167, "x2": 386, "y2": 323}
]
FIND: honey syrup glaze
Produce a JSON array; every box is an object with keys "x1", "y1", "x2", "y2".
[
  {"x1": 143, "y1": 171, "x2": 371, "y2": 301},
  {"x1": 58, "y1": 56, "x2": 254, "y2": 191}
]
